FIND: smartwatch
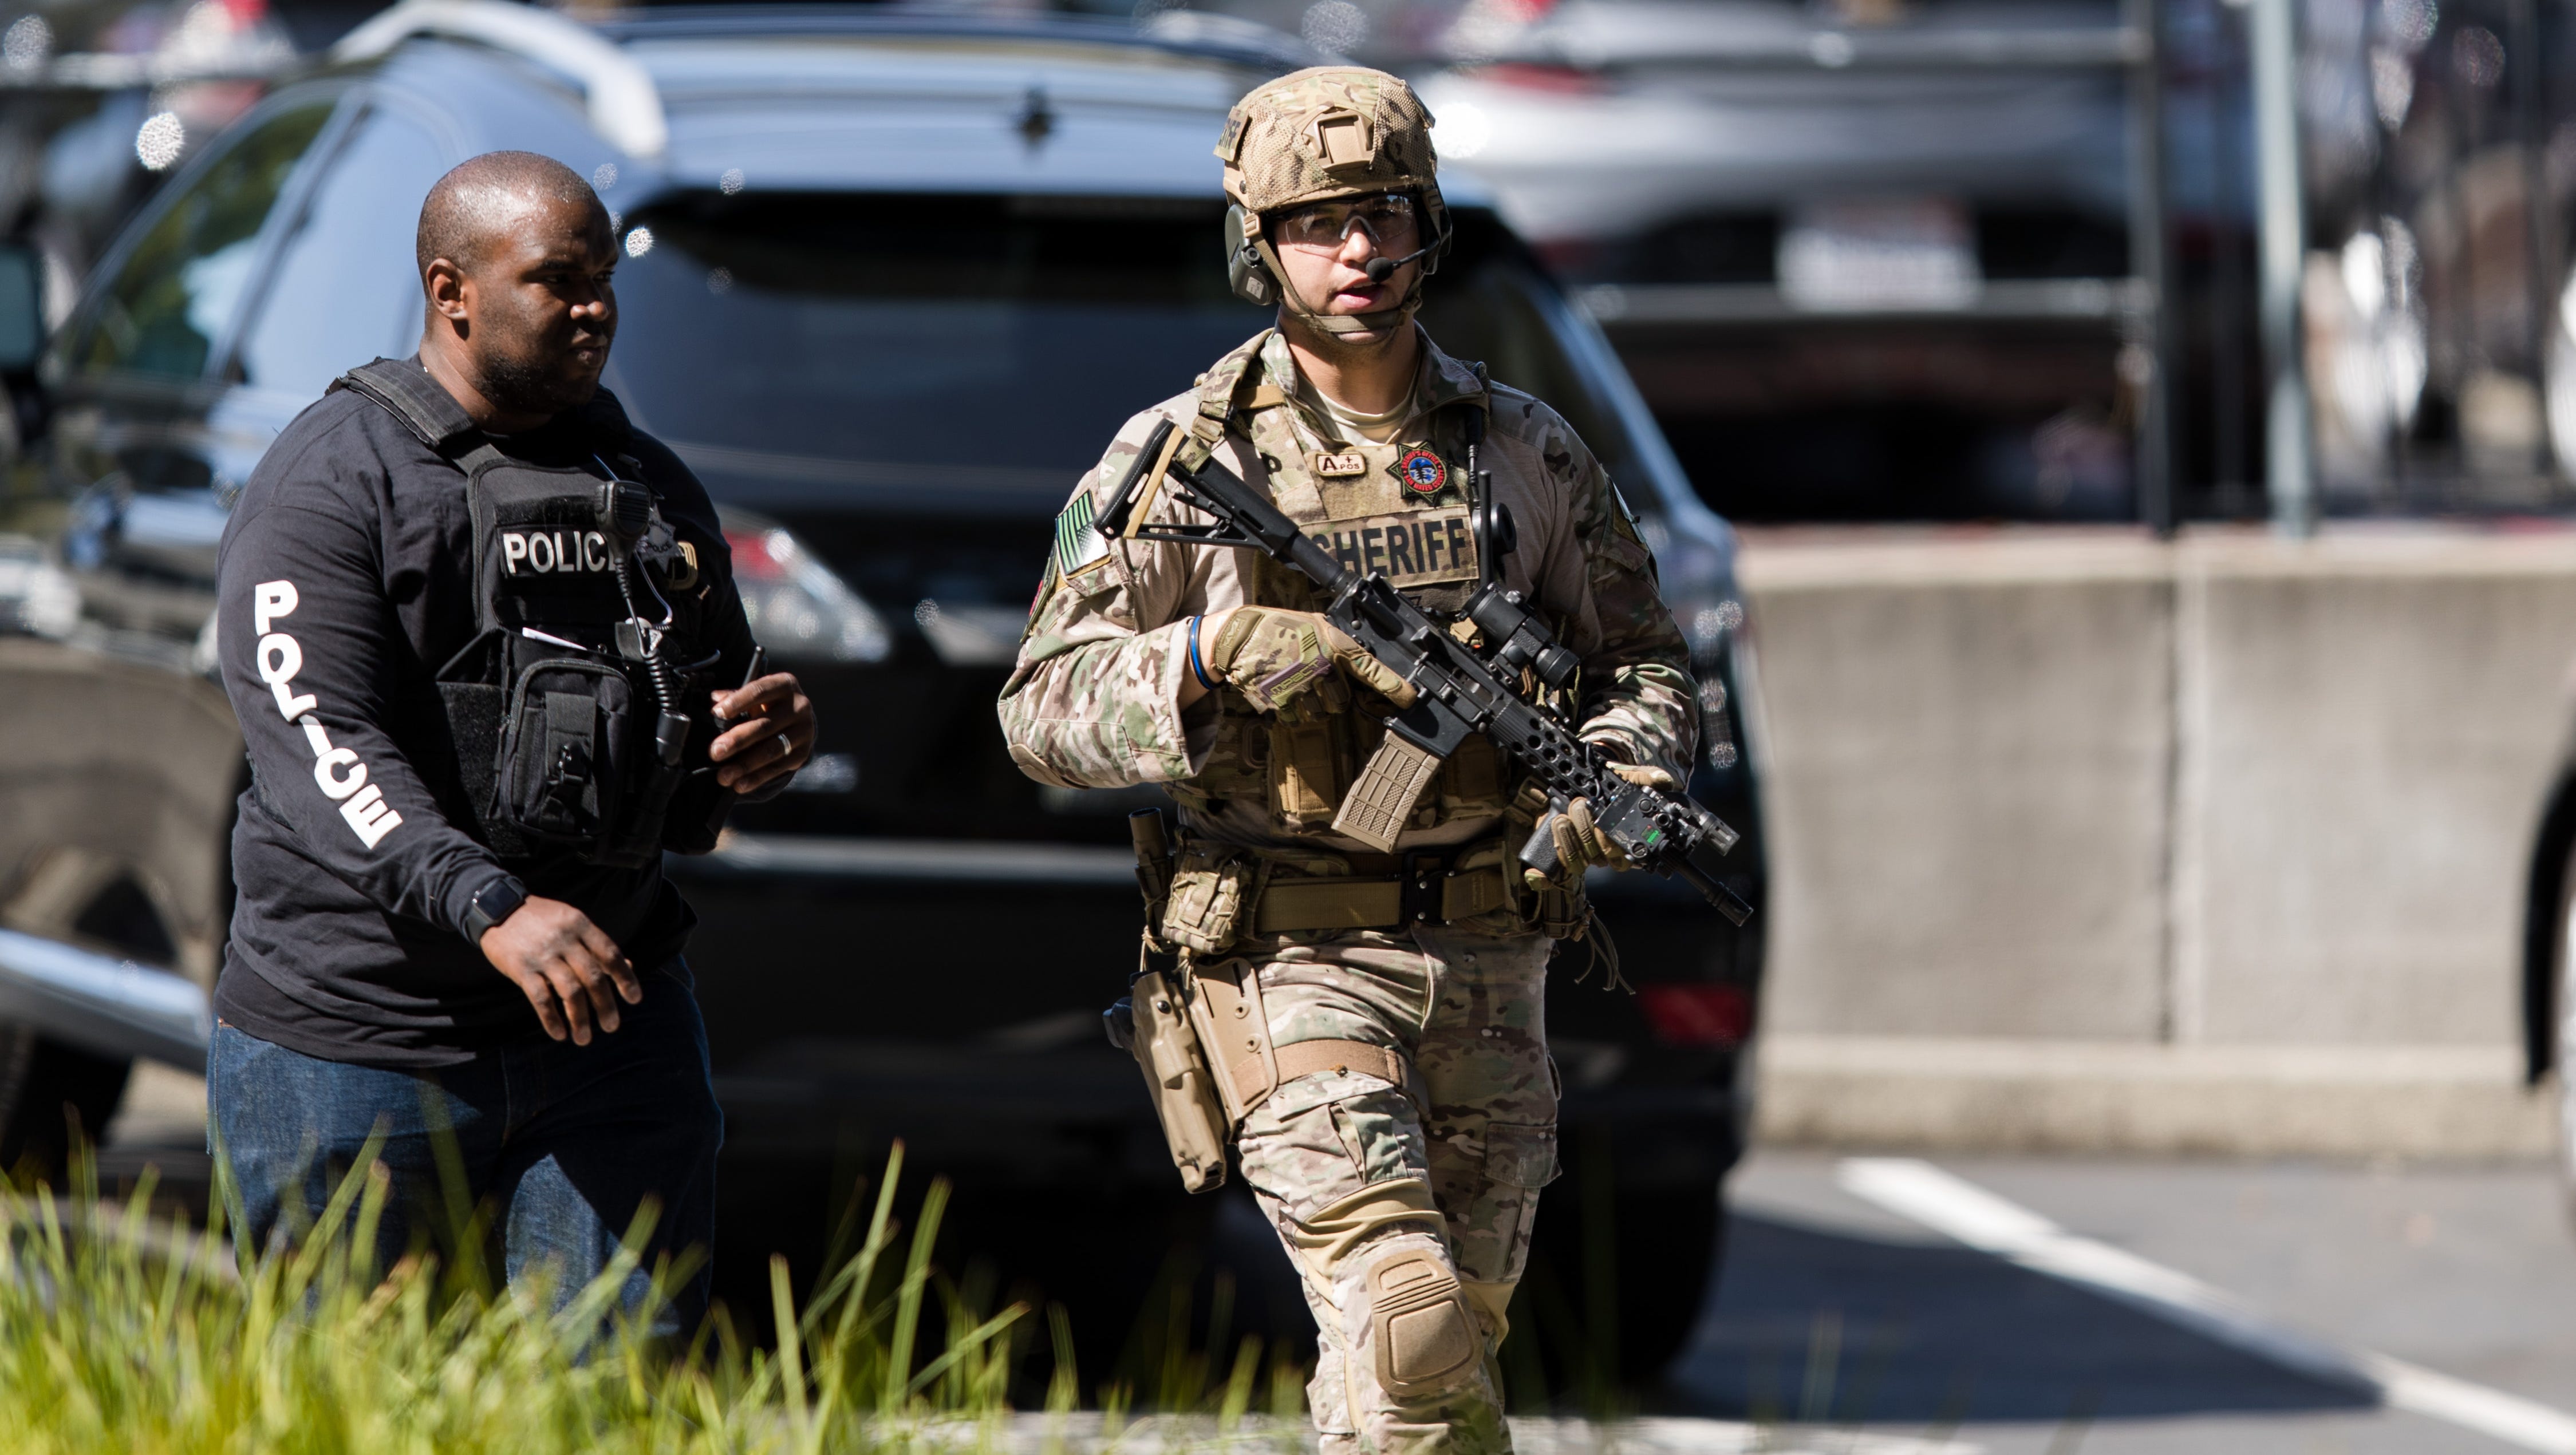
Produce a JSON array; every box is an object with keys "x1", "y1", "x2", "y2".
[{"x1": 463, "y1": 874, "x2": 529, "y2": 946}]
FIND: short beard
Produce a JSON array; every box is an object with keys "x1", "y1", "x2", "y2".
[{"x1": 472, "y1": 348, "x2": 598, "y2": 423}]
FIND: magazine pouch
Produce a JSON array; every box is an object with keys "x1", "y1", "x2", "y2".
[{"x1": 496, "y1": 651, "x2": 640, "y2": 855}]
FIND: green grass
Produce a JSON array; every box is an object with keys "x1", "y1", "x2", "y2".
[
  {"x1": 3, "y1": 1133, "x2": 1841, "y2": 1452},
  {"x1": 0, "y1": 1140, "x2": 1099, "y2": 1454}
]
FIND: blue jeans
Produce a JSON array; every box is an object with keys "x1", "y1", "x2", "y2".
[{"x1": 207, "y1": 962, "x2": 723, "y2": 1338}]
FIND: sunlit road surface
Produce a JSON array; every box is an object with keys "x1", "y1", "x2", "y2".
[
  {"x1": 1674, "y1": 1151, "x2": 2576, "y2": 1453},
  {"x1": 102, "y1": 1070, "x2": 2576, "y2": 1451},
  {"x1": 996, "y1": 1415, "x2": 1969, "y2": 1453}
]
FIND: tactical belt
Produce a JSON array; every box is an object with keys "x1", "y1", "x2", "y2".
[
  {"x1": 1252, "y1": 856, "x2": 1511, "y2": 934},
  {"x1": 1229, "y1": 1038, "x2": 1411, "y2": 1106}
]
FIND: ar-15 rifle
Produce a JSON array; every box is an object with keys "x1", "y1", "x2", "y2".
[{"x1": 1094, "y1": 417, "x2": 1753, "y2": 927}]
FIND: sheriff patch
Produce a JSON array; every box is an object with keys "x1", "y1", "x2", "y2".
[
  {"x1": 1397, "y1": 448, "x2": 1449, "y2": 495},
  {"x1": 1307, "y1": 506, "x2": 1477, "y2": 588}
]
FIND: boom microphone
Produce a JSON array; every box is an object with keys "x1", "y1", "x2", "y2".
[{"x1": 1363, "y1": 244, "x2": 1435, "y2": 283}]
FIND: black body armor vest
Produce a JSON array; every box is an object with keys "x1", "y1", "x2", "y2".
[{"x1": 332, "y1": 359, "x2": 735, "y2": 867}]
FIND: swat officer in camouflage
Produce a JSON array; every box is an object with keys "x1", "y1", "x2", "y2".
[{"x1": 997, "y1": 67, "x2": 1694, "y2": 1455}]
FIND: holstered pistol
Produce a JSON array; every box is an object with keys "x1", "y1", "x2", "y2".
[{"x1": 1108, "y1": 808, "x2": 1231, "y2": 1193}]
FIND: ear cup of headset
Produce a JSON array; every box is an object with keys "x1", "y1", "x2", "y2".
[{"x1": 1224, "y1": 203, "x2": 1277, "y2": 307}]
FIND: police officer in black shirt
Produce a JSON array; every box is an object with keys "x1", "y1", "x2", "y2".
[{"x1": 210, "y1": 151, "x2": 814, "y2": 1333}]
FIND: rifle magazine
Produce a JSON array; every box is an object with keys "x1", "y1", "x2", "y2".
[{"x1": 1332, "y1": 732, "x2": 1446, "y2": 853}]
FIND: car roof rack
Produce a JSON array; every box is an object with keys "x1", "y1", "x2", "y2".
[{"x1": 333, "y1": 0, "x2": 667, "y2": 158}]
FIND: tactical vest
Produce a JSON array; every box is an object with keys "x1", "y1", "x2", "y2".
[
  {"x1": 332, "y1": 359, "x2": 734, "y2": 868},
  {"x1": 1163, "y1": 337, "x2": 1534, "y2": 838}
]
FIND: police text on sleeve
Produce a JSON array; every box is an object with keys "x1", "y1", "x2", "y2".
[{"x1": 251, "y1": 579, "x2": 405, "y2": 850}]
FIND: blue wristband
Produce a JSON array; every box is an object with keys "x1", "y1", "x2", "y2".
[{"x1": 1187, "y1": 615, "x2": 1215, "y2": 690}]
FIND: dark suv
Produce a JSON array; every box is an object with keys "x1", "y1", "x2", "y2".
[{"x1": 0, "y1": 2, "x2": 1766, "y2": 1378}]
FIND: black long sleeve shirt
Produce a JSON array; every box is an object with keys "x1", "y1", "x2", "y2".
[{"x1": 213, "y1": 369, "x2": 755, "y2": 1068}]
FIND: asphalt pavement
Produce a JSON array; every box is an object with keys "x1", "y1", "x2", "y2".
[
  {"x1": 100, "y1": 1068, "x2": 2576, "y2": 1452},
  {"x1": 1677, "y1": 1150, "x2": 2576, "y2": 1453}
]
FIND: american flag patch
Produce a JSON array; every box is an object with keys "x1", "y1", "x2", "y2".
[{"x1": 1054, "y1": 490, "x2": 1106, "y2": 576}]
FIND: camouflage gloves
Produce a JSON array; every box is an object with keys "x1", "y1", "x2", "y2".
[
  {"x1": 1521, "y1": 762, "x2": 1675, "y2": 893},
  {"x1": 1205, "y1": 607, "x2": 1418, "y2": 713}
]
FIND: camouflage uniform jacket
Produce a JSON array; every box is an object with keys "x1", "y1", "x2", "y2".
[{"x1": 998, "y1": 328, "x2": 1695, "y2": 857}]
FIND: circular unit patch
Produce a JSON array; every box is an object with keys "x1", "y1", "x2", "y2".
[{"x1": 1398, "y1": 448, "x2": 1449, "y2": 495}]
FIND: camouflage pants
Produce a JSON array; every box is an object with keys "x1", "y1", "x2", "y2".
[{"x1": 1228, "y1": 923, "x2": 1558, "y2": 1455}]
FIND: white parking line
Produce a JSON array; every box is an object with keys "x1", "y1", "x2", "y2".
[
  {"x1": 1837, "y1": 1157, "x2": 2576, "y2": 1454},
  {"x1": 1507, "y1": 1416, "x2": 1977, "y2": 1455}
]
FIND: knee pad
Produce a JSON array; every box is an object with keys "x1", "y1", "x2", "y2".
[{"x1": 1364, "y1": 1244, "x2": 1482, "y2": 1399}]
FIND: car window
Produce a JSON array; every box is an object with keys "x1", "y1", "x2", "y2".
[
  {"x1": 607, "y1": 192, "x2": 1265, "y2": 488},
  {"x1": 76, "y1": 102, "x2": 334, "y2": 382},
  {"x1": 232, "y1": 105, "x2": 449, "y2": 401},
  {"x1": 605, "y1": 194, "x2": 1631, "y2": 498}
]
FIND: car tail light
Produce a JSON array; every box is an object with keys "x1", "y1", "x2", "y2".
[
  {"x1": 720, "y1": 516, "x2": 891, "y2": 665},
  {"x1": 1638, "y1": 983, "x2": 1751, "y2": 1047}
]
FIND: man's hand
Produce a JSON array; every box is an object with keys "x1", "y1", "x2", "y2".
[
  {"x1": 1522, "y1": 765, "x2": 1674, "y2": 894},
  {"x1": 1201, "y1": 606, "x2": 1418, "y2": 713},
  {"x1": 479, "y1": 896, "x2": 641, "y2": 1045},
  {"x1": 1524, "y1": 796, "x2": 1628, "y2": 895},
  {"x1": 711, "y1": 671, "x2": 817, "y2": 793}
]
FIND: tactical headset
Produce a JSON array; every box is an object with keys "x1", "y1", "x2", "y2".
[
  {"x1": 1226, "y1": 199, "x2": 1453, "y2": 345},
  {"x1": 1224, "y1": 193, "x2": 1451, "y2": 313}
]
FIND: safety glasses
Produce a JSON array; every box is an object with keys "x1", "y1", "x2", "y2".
[{"x1": 1272, "y1": 193, "x2": 1421, "y2": 254}]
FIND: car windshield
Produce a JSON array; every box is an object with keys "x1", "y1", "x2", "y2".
[{"x1": 604, "y1": 192, "x2": 1640, "y2": 510}]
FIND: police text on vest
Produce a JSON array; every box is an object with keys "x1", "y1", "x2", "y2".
[{"x1": 500, "y1": 528, "x2": 614, "y2": 575}]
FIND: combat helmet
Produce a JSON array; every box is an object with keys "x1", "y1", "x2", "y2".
[{"x1": 1217, "y1": 65, "x2": 1451, "y2": 335}]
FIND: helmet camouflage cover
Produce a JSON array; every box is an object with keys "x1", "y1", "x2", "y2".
[
  {"x1": 1217, "y1": 65, "x2": 1449, "y2": 331},
  {"x1": 1218, "y1": 65, "x2": 1442, "y2": 217}
]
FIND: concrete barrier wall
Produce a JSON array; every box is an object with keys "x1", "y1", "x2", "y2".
[{"x1": 1736, "y1": 527, "x2": 2576, "y2": 1155}]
